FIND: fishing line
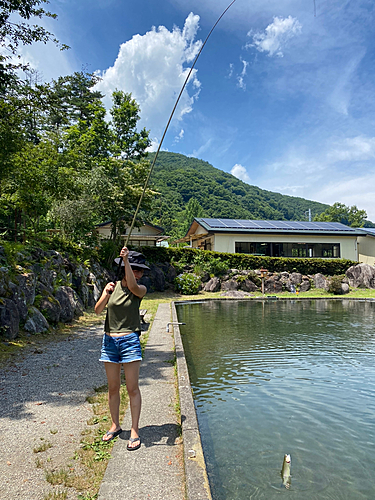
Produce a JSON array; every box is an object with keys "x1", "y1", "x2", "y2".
[{"x1": 115, "y1": 0, "x2": 237, "y2": 278}]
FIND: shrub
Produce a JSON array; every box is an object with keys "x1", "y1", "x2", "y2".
[
  {"x1": 175, "y1": 273, "x2": 201, "y2": 295},
  {"x1": 140, "y1": 246, "x2": 356, "y2": 277},
  {"x1": 328, "y1": 275, "x2": 346, "y2": 294}
]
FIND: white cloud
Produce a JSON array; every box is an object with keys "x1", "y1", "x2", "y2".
[
  {"x1": 95, "y1": 13, "x2": 202, "y2": 142},
  {"x1": 174, "y1": 129, "x2": 185, "y2": 143},
  {"x1": 247, "y1": 16, "x2": 302, "y2": 57},
  {"x1": 237, "y1": 58, "x2": 248, "y2": 90},
  {"x1": 231, "y1": 164, "x2": 251, "y2": 183},
  {"x1": 327, "y1": 136, "x2": 375, "y2": 162}
]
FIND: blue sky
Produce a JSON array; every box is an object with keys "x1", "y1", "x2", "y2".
[{"x1": 17, "y1": 0, "x2": 375, "y2": 221}]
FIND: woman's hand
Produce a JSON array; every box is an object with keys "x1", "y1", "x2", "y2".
[
  {"x1": 105, "y1": 282, "x2": 116, "y2": 295},
  {"x1": 120, "y1": 246, "x2": 129, "y2": 264},
  {"x1": 95, "y1": 281, "x2": 116, "y2": 314}
]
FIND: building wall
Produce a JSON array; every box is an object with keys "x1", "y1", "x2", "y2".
[
  {"x1": 208, "y1": 233, "x2": 358, "y2": 260},
  {"x1": 96, "y1": 224, "x2": 161, "y2": 239},
  {"x1": 358, "y1": 236, "x2": 375, "y2": 265}
]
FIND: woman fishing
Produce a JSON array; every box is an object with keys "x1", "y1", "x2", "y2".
[{"x1": 95, "y1": 246, "x2": 149, "y2": 451}]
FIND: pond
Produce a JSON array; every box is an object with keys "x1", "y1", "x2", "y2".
[{"x1": 176, "y1": 299, "x2": 375, "y2": 500}]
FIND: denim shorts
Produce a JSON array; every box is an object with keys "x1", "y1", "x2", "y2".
[{"x1": 99, "y1": 332, "x2": 142, "y2": 364}]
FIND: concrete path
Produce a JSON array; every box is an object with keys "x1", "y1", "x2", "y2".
[{"x1": 98, "y1": 303, "x2": 185, "y2": 500}]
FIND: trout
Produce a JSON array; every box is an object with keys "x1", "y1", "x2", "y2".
[{"x1": 281, "y1": 454, "x2": 291, "y2": 489}]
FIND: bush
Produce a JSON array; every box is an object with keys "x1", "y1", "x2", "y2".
[
  {"x1": 328, "y1": 275, "x2": 346, "y2": 294},
  {"x1": 139, "y1": 246, "x2": 356, "y2": 277},
  {"x1": 175, "y1": 273, "x2": 201, "y2": 295}
]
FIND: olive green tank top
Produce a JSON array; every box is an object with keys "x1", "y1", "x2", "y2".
[{"x1": 104, "y1": 281, "x2": 142, "y2": 334}]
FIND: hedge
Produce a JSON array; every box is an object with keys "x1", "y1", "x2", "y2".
[{"x1": 139, "y1": 246, "x2": 356, "y2": 277}]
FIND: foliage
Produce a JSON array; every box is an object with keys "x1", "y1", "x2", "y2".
[
  {"x1": 314, "y1": 202, "x2": 367, "y2": 227},
  {"x1": 0, "y1": 68, "x2": 154, "y2": 244},
  {"x1": 148, "y1": 151, "x2": 332, "y2": 239},
  {"x1": 174, "y1": 273, "x2": 201, "y2": 295},
  {"x1": 328, "y1": 275, "x2": 346, "y2": 294},
  {"x1": 0, "y1": 0, "x2": 68, "y2": 89},
  {"x1": 140, "y1": 246, "x2": 356, "y2": 277}
]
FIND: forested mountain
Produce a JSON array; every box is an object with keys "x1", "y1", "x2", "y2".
[{"x1": 148, "y1": 152, "x2": 330, "y2": 237}]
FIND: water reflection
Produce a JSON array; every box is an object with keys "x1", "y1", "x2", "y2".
[{"x1": 177, "y1": 300, "x2": 375, "y2": 500}]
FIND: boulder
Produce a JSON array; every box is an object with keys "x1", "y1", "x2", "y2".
[
  {"x1": 264, "y1": 278, "x2": 283, "y2": 294},
  {"x1": 314, "y1": 273, "x2": 329, "y2": 290},
  {"x1": 87, "y1": 283, "x2": 101, "y2": 308},
  {"x1": 0, "y1": 298, "x2": 20, "y2": 340},
  {"x1": 340, "y1": 283, "x2": 350, "y2": 294},
  {"x1": 54, "y1": 286, "x2": 83, "y2": 323},
  {"x1": 24, "y1": 306, "x2": 49, "y2": 334},
  {"x1": 238, "y1": 279, "x2": 259, "y2": 292},
  {"x1": 38, "y1": 294, "x2": 62, "y2": 324},
  {"x1": 346, "y1": 263, "x2": 375, "y2": 289},
  {"x1": 0, "y1": 267, "x2": 10, "y2": 296},
  {"x1": 14, "y1": 272, "x2": 36, "y2": 306},
  {"x1": 221, "y1": 279, "x2": 239, "y2": 292},
  {"x1": 300, "y1": 280, "x2": 311, "y2": 292},
  {"x1": 290, "y1": 272, "x2": 302, "y2": 285},
  {"x1": 9, "y1": 282, "x2": 28, "y2": 322},
  {"x1": 139, "y1": 264, "x2": 165, "y2": 293},
  {"x1": 204, "y1": 277, "x2": 221, "y2": 292}
]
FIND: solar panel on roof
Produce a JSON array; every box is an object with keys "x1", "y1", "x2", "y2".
[
  {"x1": 203, "y1": 218, "x2": 226, "y2": 228},
  {"x1": 201, "y1": 218, "x2": 359, "y2": 232}
]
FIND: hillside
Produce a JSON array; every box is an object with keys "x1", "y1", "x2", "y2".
[{"x1": 148, "y1": 151, "x2": 329, "y2": 235}]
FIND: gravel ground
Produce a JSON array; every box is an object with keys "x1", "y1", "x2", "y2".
[{"x1": 0, "y1": 324, "x2": 108, "y2": 500}]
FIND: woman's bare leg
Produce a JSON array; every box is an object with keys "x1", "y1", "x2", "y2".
[
  {"x1": 123, "y1": 360, "x2": 141, "y2": 448},
  {"x1": 103, "y1": 362, "x2": 122, "y2": 441}
]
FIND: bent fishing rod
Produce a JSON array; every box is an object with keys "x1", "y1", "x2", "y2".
[{"x1": 115, "y1": 0, "x2": 237, "y2": 279}]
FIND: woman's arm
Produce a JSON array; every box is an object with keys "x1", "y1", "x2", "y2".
[
  {"x1": 121, "y1": 247, "x2": 147, "y2": 299},
  {"x1": 95, "y1": 282, "x2": 116, "y2": 315}
]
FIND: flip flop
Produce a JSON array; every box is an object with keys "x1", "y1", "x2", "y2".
[
  {"x1": 127, "y1": 436, "x2": 141, "y2": 451},
  {"x1": 102, "y1": 428, "x2": 122, "y2": 442}
]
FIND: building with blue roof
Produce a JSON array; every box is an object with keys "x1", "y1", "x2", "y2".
[{"x1": 179, "y1": 218, "x2": 372, "y2": 261}]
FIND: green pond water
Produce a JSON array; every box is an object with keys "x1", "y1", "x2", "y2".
[{"x1": 176, "y1": 299, "x2": 375, "y2": 500}]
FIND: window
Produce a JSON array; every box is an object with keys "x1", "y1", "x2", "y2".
[{"x1": 235, "y1": 242, "x2": 341, "y2": 258}]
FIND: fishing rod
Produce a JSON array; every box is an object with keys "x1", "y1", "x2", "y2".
[{"x1": 115, "y1": 0, "x2": 237, "y2": 279}]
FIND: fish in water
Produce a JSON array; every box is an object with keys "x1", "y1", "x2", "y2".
[{"x1": 281, "y1": 454, "x2": 291, "y2": 489}]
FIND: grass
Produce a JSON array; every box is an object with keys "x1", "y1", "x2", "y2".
[
  {"x1": 33, "y1": 440, "x2": 53, "y2": 453},
  {"x1": 42, "y1": 491, "x2": 68, "y2": 500}
]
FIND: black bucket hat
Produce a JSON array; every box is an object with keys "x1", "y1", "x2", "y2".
[{"x1": 114, "y1": 251, "x2": 150, "y2": 270}]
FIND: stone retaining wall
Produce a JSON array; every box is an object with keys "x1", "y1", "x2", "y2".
[{"x1": 1, "y1": 243, "x2": 374, "y2": 340}]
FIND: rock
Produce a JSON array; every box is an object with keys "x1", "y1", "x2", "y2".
[
  {"x1": 54, "y1": 286, "x2": 83, "y2": 322},
  {"x1": 314, "y1": 273, "x2": 329, "y2": 290},
  {"x1": 220, "y1": 290, "x2": 251, "y2": 298},
  {"x1": 346, "y1": 263, "x2": 375, "y2": 289},
  {"x1": 264, "y1": 278, "x2": 283, "y2": 294},
  {"x1": 14, "y1": 272, "x2": 36, "y2": 306},
  {"x1": 87, "y1": 283, "x2": 101, "y2": 307},
  {"x1": 9, "y1": 282, "x2": 28, "y2": 322},
  {"x1": 290, "y1": 272, "x2": 302, "y2": 285},
  {"x1": 139, "y1": 264, "x2": 165, "y2": 293},
  {"x1": 0, "y1": 267, "x2": 10, "y2": 297},
  {"x1": 300, "y1": 280, "x2": 311, "y2": 292},
  {"x1": 221, "y1": 279, "x2": 239, "y2": 291},
  {"x1": 24, "y1": 307, "x2": 49, "y2": 334},
  {"x1": 341, "y1": 283, "x2": 350, "y2": 294},
  {"x1": 0, "y1": 299, "x2": 20, "y2": 339},
  {"x1": 204, "y1": 277, "x2": 221, "y2": 292},
  {"x1": 238, "y1": 279, "x2": 259, "y2": 292},
  {"x1": 38, "y1": 294, "x2": 62, "y2": 324}
]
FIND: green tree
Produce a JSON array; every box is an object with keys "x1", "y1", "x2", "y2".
[
  {"x1": 0, "y1": 0, "x2": 68, "y2": 89},
  {"x1": 314, "y1": 202, "x2": 367, "y2": 227}
]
